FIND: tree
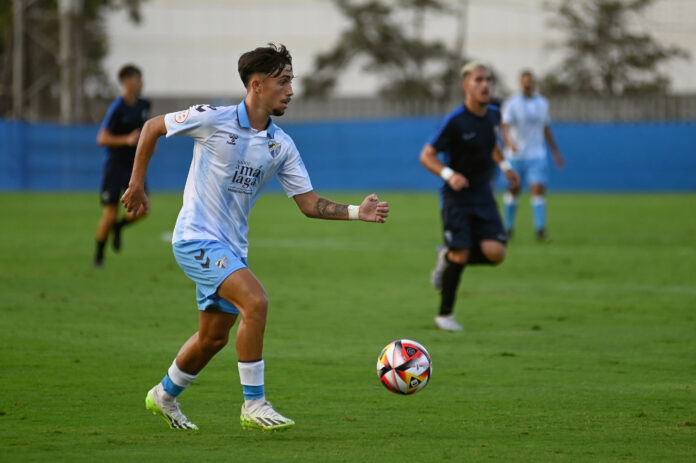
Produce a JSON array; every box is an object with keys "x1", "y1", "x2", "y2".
[
  {"x1": 542, "y1": 0, "x2": 690, "y2": 96},
  {"x1": 301, "y1": 0, "x2": 465, "y2": 102},
  {"x1": 0, "y1": 0, "x2": 144, "y2": 121}
]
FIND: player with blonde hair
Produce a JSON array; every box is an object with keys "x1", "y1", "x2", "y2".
[{"x1": 421, "y1": 61, "x2": 519, "y2": 331}]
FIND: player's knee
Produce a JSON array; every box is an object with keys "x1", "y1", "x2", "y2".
[
  {"x1": 480, "y1": 241, "x2": 506, "y2": 265},
  {"x1": 487, "y1": 246, "x2": 506, "y2": 265},
  {"x1": 243, "y1": 292, "x2": 268, "y2": 320},
  {"x1": 447, "y1": 249, "x2": 469, "y2": 265},
  {"x1": 531, "y1": 184, "x2": 546, "y2": 196},
  {"x1": 198, "y1": 332, "x2": 229, "y2": 354}
]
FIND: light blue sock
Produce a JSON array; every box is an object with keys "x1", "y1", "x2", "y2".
[
  {"x1": 531, "y1": 195, "x2": 546, "y2": 231},
  {"x1": 242, "y1": 384, "x2": 265, "y2": 400},
  {"x1": 161, "y1": 360, "x2": 197, "y2": 398},
  {"x1": 503, "y1": 192, "x2": 518, "y2": 232},
  {"x1": 161, "y1": 374, "x2": 185, "y2": 397},
  {"x1": 238, "y1": 360, "x2": 265, "y2": 401}
]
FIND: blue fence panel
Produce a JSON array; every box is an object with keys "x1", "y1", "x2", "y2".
[
  {"x1": 285, "y1": 116, "x2": 443, "y2": 192},
  {"x1": 543, "y1": 122, "x2": 696, "y2": 191},
  {"x1": 1, "y1": 118, "x2": 694, "y2": 192}
]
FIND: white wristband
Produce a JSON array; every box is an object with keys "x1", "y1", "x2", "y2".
[
  {"x1": 499, "y1": 159, "x2": 512, "y2": 172},
  {"x1": 347, "y1": 205, "x2": 360, "y2": 220},
  {"x1": 440, "y1": 167, "x2": 455, "y2": 181}
]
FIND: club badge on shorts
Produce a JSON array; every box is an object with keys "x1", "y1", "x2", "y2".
[
  {"x1": 216, "y1": 256, "x2": 228, "y2": 270},
  {"x1": 268, "y1": 140, "x2": 281, "y2": 158}
]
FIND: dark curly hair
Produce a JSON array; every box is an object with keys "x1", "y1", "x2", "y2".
[{"x1": 238, "y1": 43, "x2": 292, "y2": 88}]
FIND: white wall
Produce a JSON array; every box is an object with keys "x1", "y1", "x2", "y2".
[{"x1": 103, "y1": 0, "x2": 696, "y2": 97}]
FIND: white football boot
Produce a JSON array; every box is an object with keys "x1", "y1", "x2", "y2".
[
  {"x1": 240, "y1": 400, "x2": 295, "y2": 432},
  {"x1": 435, "y1": 314, "x2": 463, "y2": 331},
  {"x1": 145, "y1": 383, "x2": 199, "y2": 430}
]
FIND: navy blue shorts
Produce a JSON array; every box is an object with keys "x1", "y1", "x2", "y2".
[
  {"x1": 100, "y1": 160, "x2": 146, "y2": 205},
  {"x1": 441, "y1": 199, "x2": 506, "y2": 249}
]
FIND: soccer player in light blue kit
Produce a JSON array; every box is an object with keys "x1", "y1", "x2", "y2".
[
  {"x1": 501, "y1": 70, "x2": 564, "y2": 241},
  {"x1": 121, "y1": 44, "x2": 389, "y2": 432}
]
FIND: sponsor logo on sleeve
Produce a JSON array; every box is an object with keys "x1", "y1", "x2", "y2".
[{"x1": 174, "y1": 109, "x2": 190, "y2": 124}]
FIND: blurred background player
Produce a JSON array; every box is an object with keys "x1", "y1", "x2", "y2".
[
  {"x1": 501, "y1": 69, "x2": 564, "y2": 241},
  {"x1": 93, "y1": 64, "x2": 150, "y2": 267},
  {"x1": 121, "y1": 44, "x2": 389, "y2": 432},
  {"x1": 420, "y1": 62, "x2": 519, "y2": 331}
]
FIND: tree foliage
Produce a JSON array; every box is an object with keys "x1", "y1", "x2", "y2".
[
  {"x1": 542, "y1": 0, "x2": 689, "y2": 96},
  {"x1": 0, "y1": 0, "x2": 144, "y2": 119},
  {"x1": 301, "y1": 0, "x2": 464, "y2": 102}
]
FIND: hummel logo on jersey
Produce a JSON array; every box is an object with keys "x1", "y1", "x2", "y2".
[
  {"x1": 194, "y1": 249, "x2": 210, "y2": 269},
  {"x1": 462, "y1": 132, "x2": 476, "y2": 140},
  {"x1": 194, "y1": 104, "x2": 217, "y2": 112},
  {"x1": 227, "y1": 133, "x2": 239, "y2": 145}
]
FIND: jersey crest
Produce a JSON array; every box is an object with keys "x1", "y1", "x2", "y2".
[{"x1": 268, "y1": 139, "x2": 281, "y2": 158}]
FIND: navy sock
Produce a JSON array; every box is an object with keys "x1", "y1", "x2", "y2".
[
  {"x1": 440, "y1": 255, "x2": 465, "y2": 315},
  {"x1": 95, "y1": 240, "x2": 106, "y2": 261}
]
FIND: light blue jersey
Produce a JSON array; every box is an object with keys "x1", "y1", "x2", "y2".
[
  {"x1": 164, "y1": 101, "x2": 313, "y2": 258},
  {"x1": 501, "y1": 93, "x2": 551, "y2": 161}
]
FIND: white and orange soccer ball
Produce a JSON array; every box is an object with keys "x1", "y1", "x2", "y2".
[{"x1": 376, "y1": 339, "x2": 432, "y2": 395}]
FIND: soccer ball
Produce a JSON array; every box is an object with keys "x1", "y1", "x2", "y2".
[{"x1": 376, "y1": 339, "x2": 432, "y2": 395}]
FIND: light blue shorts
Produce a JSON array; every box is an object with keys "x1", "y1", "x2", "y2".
[
  {"x1": 172, "y1": 240, "x2": 248, "y2": 314},
  {"x1": 509, "y1": 157, "x2": 548, "y2": 188}
]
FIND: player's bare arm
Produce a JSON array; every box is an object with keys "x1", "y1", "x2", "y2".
[
  {"x1": 419, "y1": 144, "x2": 468, "y2": 191},
  {"x1": 544, "y1": 125, "x2": 565, "y2": 168},
  {"x1": 500, "y1": 123, "x2": 518, "y2": 153},
  {"x1": 293, "y1": 190, "x2": 389, "y2": 223},
  {"x1": 493, "y1": 142, "x2": 520, "y2": 189},
  {"x1": 121, "y1": 115, "x2": 167, "y2": 216},
  {"x1": 97, "y1": 128, "x2": 141, "y2": 147}
]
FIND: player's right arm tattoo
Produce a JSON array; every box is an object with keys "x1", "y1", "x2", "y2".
[{"x1": 314, "y1": 197, "x2": 348, "y2": 218}]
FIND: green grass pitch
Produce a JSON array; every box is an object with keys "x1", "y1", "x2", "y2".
[{"x1": 1, "y1": 192, "x2": 694, "y2": 462}]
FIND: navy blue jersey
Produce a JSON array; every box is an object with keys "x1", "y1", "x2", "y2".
[
  {"x1": 100, "y1": 96, "x2": 150, "y2": 166},
  {"x1": 428, "y1": 104, "x2": 500, "y2": 203}
]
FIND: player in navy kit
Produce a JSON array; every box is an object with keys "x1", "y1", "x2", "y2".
[
  {"x1": 93, "y1": 64, "x2": 150, "y2": 267},
  {"x1": 420, "y1": 62, "x2": 519, "y2": 331}
]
